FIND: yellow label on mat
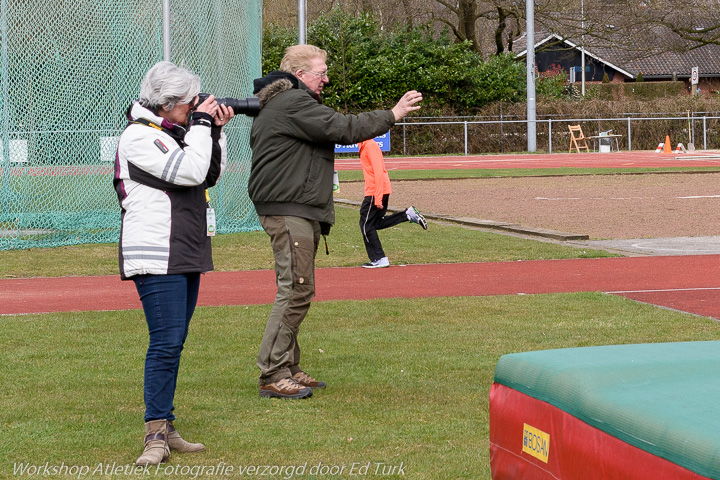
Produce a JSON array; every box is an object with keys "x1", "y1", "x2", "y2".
[{"x1": 522, "y1": 423, "x2": 550, "y2": 463}]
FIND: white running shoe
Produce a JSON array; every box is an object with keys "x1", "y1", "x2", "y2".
[
  {"x1": 406, "y1": 206, "x2": 428, "y2": 230},
  {"x1": 362, "y1": 257, "x2": 390, "y2": 268}
]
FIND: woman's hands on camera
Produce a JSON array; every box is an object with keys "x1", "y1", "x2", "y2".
[
  {"x1": 213, "y1": 104, "x2": 234, "y2": 127},
  {"x1": 193, "y1": 94, "x2": 235, "y2": 127}
]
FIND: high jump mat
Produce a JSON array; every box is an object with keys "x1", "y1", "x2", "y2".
[{"x1": 489, "y1": 341, "x2": 720, "y2": 479}]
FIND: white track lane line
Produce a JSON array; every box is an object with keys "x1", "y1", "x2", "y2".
[{"x1": 607, "y1": 287, "x2": 720, "y2": 294}]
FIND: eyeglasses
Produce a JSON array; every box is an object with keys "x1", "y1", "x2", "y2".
[{"x1": 304, "y1": 70, "x2": 329, "y2": 79}]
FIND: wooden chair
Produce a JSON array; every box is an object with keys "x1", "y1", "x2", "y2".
[{"x1": 568, "y1": 125, "x2": 590, "y2": 153}]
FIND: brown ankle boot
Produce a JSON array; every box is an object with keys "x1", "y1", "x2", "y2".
[
  {"x1": 135, "y1": 420, "x2": 170, "y2": 466},
  {"x1": 167, "y1": 421, "x2": 205, "y2": 453}
]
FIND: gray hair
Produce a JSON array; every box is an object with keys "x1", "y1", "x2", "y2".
[
  {"x1": 139, "y1": 61, "x2": 201, "y2": 112},
  {"x1": 280, "y1": 44, "x2": 327, "y2": 75}
]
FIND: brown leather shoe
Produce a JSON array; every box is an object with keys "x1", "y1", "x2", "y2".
[
  {"x1": 259, "y1": 377, "x2": 313, "y2": 399},
  {"x1": 292, "y1": 370, "x2": 326, "y2": 389}
]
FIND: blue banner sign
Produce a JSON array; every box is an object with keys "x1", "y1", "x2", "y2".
[{"x1": 335, "y1": 131, "x2": 390, "y2": 153}]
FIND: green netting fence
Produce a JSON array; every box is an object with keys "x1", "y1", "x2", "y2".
[{"x1": 0, "y1": 0, "x2": 262, "y2": 250}]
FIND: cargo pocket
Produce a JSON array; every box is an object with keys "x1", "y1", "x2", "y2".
[{"x1": 288, "y1": 231, "x2": 316, "y2": 288}]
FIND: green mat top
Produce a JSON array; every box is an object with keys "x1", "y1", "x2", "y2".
[{"x1": 494, "y1": 341, "x2": 720, "y2": 479}]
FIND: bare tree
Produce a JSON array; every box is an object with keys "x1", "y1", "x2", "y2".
[
  {"x1": 430, "y1": 0, "x2": 489, "y2": 52},
  {"x1": 629, "y1": 0, "x2": 720, "y2": 49},
  {"x1": 263, "y1": 0, "x2": 297, "y2": 28},
  {"x1": 491, "y1": 1, "x2": 523, "y2": 54},
  {"x1": 361, "y1": 0, "x2": 374, "y2": 14},
  {"x1": 541, "y1": 0, "x2": 720, "y2": 55},
  {"x1": 264, "y1": 0, "x2": 720, "y2": 58}
]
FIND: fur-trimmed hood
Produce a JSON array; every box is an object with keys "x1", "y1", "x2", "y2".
[{"x1": 253, "y1": 71, "x2": 305, "y2": 108}]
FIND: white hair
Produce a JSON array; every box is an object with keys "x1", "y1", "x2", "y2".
[{"x1": 138, "y1": 61, "x2": 201, "y2": 111}]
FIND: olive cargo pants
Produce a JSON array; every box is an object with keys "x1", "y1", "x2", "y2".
[{"x1": 256, "y1": 215, "x2": 320, "y2": 384}]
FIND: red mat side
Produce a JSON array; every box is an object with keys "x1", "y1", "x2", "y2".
[{"x1": 489, "y1": 383, "x2": 709, "y2": 480}]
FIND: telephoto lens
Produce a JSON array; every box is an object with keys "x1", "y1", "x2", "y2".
[
  {"x1": 196, "y1": 93, "x2": 260, "y2": 117},
  {"x1": 217, "y1": 97, "x2": 260, "y2": 117}
]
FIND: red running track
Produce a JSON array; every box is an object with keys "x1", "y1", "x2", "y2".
[
  {"x1": 3, "y1": 255, "x2": 720, "y2": 320},
  {"x1": 5, "y1": 152, "x2": 720, "y2": 318},
  {"x1": 335, "y1": 151, "x2": 720, "y2": 171}
]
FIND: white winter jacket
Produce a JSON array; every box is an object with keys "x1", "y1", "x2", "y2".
[{"x1": 113, "y1": 102, "x2": 227, "y2": 279}]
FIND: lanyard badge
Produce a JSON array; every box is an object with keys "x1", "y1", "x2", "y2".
[
  {"x1": 205, "y1": 189, "x2": 216, "y2": 236},
  {"x1": 206, "y1": 208, "x2": 216, "y2": 236}
]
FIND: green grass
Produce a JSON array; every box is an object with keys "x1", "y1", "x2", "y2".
[
  {"x1": 0, "y1": 205, "x2": 615, "y2": 278},
  {"x1": 2, "y1": 294, "x2": 719, "y2": 479},
  {"x1": 1, "y1": 166, "x2": 713, "y2": 478}
]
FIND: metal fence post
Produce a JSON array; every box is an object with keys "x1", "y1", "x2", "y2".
[
  {"x1": 548, "y1": 119, "x2": 552, "y2": 154},
  {"x1": 464, "y1": 121, "x2": 468, "y2": 156},
  {"x1": 627, "y1": 118, "x2": 632, "y2": 151},
  {"x1": 0, "y1": 0, "x2": 7, "y2": 199},
  {"x1": 704, "y1": 116, "x2": 707, "y2": 150},
  {"x1": 403, "y1": 124, "x2": 406, "y2": 156},
  {"x1": 691, "y1": 111, "x2": 695, "y2": 145},
  {"x1": 500, "y1": 113, "x2": 504, "y2": 153}
]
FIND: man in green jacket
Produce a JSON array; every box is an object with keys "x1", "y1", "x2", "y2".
[{"x1": 249, "y1": 44, "x2": 422, "y2": 399}]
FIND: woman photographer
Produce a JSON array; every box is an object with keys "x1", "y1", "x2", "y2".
[{"x1": 113, "y1": 61, "x2": 234, "y2": 465}]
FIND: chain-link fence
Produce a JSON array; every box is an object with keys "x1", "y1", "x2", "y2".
[
  {"x1": 0, "y1": 0, "x2": 261, "y2": 250},
  {"x1": 393, "y1": 114, "x2": 720, "y2": 156}
]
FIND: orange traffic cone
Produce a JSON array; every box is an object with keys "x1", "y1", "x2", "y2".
[{"x1": 663, "y1": 135, "x2": 672, "y2": 154}]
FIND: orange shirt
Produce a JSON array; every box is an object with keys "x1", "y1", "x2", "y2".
[{"x1": 359, "y1": 139, "x2": 391, "y2": 206}]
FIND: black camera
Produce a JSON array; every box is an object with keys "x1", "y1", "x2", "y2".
[{"x1": 196, "y1": 93, "x2": 260, "y2": 117}]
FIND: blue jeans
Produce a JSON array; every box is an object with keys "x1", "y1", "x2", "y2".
[{"x1": 133, "y1": 273, "x2": 201, "y2": 422}]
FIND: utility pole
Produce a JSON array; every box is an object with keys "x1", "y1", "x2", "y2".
[
  {"x1": 581, "y1": 0, "x2": 585, "y2": 96},
  {"x1": 526, "y1": 0, "x2": 536, "y2": 152},
  {"x1": 162, "y1": 0, "x2": 170, "y2": 61},
  {"x1": 298, "y1": 0, "x2": 306, "y2": 44}
]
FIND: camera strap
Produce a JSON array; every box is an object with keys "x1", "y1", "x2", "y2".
[
  {"x1": 130, "y1": 117, "x2": 162, "y2": 131},
  {"x1": 128, "y1": 117, "x2": 187, "y2": 148}
]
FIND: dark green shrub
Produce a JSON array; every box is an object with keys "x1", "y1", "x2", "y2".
[
  {"x1": 307, "y1": 9, "x2": 525, "y2": 111},
  {"x1": 263, "y1": 8, "x2": 525, "y2": 112},
  {"x1": 475, "y1": 53, "x2": 526, "y2": 105}
]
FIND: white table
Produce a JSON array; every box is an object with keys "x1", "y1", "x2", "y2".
[{"x1": 587, "y1": 134, "x2": 621, "y2": 152}]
